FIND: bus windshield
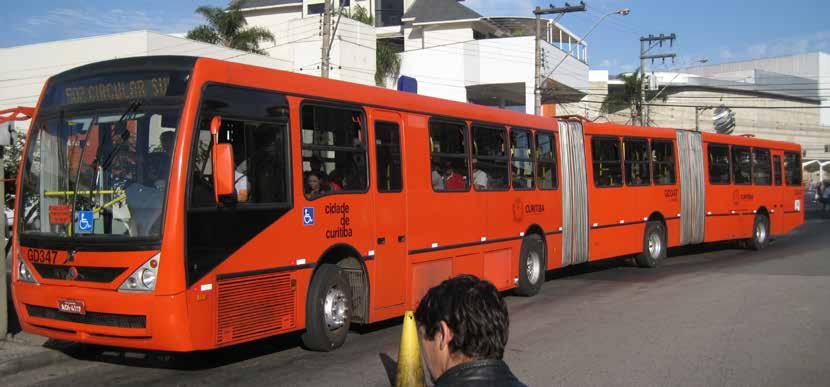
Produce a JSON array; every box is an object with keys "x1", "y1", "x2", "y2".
[{"x1": 19, "y1": 104, "x2": 181, "y2": 240}]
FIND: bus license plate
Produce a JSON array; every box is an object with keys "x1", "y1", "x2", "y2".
[{"x1": 58, "y1": 299, "x2": 86, "y2": 315}]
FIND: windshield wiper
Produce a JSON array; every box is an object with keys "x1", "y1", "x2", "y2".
[
  {"x1": 98, "y1": 100, "x2": 142, "y2": 172},
  {"x1": 76, "y1": 100, "x2": 142, "y2": 221}
]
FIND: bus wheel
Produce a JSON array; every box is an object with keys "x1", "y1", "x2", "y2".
[
  {"x1": 301, "y1": 263, "x2": 352, "y2": 352},
  {"x1": 748, "y1": 214, "x2": 770, "y2": 251},
  {"x1": 635, "y1": 222, "x2": 666, "y2": 268},
  {"x1": 514, "y1": 234, "x2": 545, "y2": 297}
]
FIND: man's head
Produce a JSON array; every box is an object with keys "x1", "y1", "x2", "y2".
[{"x1": 414, "y1": 275, "x2": 509, "y2": 380}]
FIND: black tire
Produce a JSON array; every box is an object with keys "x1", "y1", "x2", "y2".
[
  {"x1": 748, "y1": 214, "x2": 770, "y2": 251},
  {"x1": 635, "y1": 221, "x2": 667, "y2": 268},
  {"x1": 301, "y1": 263, "x2": 352, "y2": 352},
  {"x1": 514, "y1": 234, "x2": 546, "y2": 297}
]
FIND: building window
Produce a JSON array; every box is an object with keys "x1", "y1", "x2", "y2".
[
  {"x1": 624, "y1": 138, "x2": 651, "y2": 186},
  {"x1": 375, "y1": 121, "x2": 403, "y2": 192},
  {"x1": 510, "y1": 128, "x2": 534, "y2": 190},
  {"x1": 471, "y1": 125, "x2": 509, "y2": 191},
  {"x1": 536, "y1": 131, "x2": 558, "y2": 190},
  {"x1": 825, "y1": 145, "x2": 830, "y2": 153},
  {"x1": 784, "y1": 152, "x2": 802, "y2": 186},
  {"x1": 592, "y1": 137, "x2": 623, "y2": 188},
  {"x1": 307, "y1": 3, "x2": 325, "y2": 14},
  {"x1": 752, "y1": 148, "x2": 772, "y2": 186},
  {"x1": 708, "y1": 144, "x2": 731, "y2": 185},
  {"x1": 430, "y1": 120, "x2": 469, "y2": 192},
  {"x1": 652, "y1": 139, "x2": 676, "y2": 185},
  {"x1": 301, "y1": 104, "x2": 368, "y2": 200}
]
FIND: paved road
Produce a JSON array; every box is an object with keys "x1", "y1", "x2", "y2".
[{"x1": 4, "y1": 215, "x2": 830, "y2": 386}]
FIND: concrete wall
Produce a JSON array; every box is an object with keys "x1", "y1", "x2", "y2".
[{"x1": 399, "y1": 36, "x2": 588, "y2": 115}]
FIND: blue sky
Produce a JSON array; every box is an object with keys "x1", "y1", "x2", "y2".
[{"x1": 2, "y1": 0, "x2": 829, "y2": 74}]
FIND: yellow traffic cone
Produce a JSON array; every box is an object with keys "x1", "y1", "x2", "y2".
[{"x1": 395, "y1": 311, "x2": 425, "y2": 387}]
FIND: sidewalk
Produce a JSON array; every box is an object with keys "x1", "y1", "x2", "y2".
[{"x1": 0, "y1": 332, "x2": 74, "y2": 378}]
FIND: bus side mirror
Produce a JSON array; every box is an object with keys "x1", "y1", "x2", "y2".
[{"x1": 210, "y1": 116, "x2": 236, "y2": 206}]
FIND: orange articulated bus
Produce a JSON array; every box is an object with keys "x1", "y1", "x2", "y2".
[{"x1": 11, "y1": 56, "x2": 804, "y2": 352}]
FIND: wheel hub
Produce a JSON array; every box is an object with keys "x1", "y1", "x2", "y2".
[
  {"x1": 324, "y1": 286, "x2": 349, "y2": 330},
  {"x1": 648, "y1": 233, "x2": 662, "y2": 258},
  {"x1": 756, "y1": 222, "x2": 767, "y2": 244},
  {"x1": 526, "y1": 251, "x2": 541, "y2": 284}
]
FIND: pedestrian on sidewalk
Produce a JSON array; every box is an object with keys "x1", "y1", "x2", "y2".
[{"x1": 414, "y1": 275, "x2": 526, "y2": 387}]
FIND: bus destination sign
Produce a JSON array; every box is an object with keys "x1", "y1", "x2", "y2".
[{"x1": 63, "y1": 76, "x2": 171, "y2": 105}]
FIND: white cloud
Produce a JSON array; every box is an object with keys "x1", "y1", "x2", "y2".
[
  {"x1": 16, "y1": 8, "x2": 202, "y2": 40},
  {"x1": 719, "y1": 47, "x2": 735, "y2": 61}
]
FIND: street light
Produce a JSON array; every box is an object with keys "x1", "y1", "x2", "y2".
[{"x1": 538, "y1": 8, "x2": 631, "y2": 107}]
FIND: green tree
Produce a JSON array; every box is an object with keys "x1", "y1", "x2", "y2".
[
  {"x1": 186, "y1": 1, "x2": 275, "y2": 55},
  {"x1": 600, "y1": 71, "x2": 645, "y2": 124},
  {"x1": 348, "y1": 4, "x2": 374, "y2": 26},
  {"x1": 375, "y1": 41, "x2": 401, "y2": 87}
]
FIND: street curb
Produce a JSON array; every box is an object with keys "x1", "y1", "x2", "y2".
[{"x1": 0, "y1": 342, "x2": 75, "y2": 378}]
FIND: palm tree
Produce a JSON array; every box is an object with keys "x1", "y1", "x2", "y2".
[
  {"x1": 186, "y1": 1, "x2": 275, "y2": 55},
  {"x1": 600, "y1": 70, "x2": 645, "y2": 124}
]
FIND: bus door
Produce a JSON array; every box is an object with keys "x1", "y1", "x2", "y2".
[
  {"x1": 370, "y1": 111, "x2": 407, "y2": 309},
  {"x1": 771, "y1": 152, "x2": 785, "y2": 235}
]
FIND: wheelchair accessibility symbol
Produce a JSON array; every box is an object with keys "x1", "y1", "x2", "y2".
[
  {"x1": 77, "y1": 211, "x2": 94, "y2": 233},
  {"x1": 303, "y1": 207, "x2": 315, "y2": 226}
]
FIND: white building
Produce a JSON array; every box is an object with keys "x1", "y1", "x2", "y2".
[
  {"x1": 583, "y1": 52, "x2": 830, "y2": 161},
  {"x1": 238, "y1": 0, "x2": 590, "y2": 115}
]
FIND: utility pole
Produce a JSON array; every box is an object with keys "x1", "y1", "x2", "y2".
[
  {"x1": 534, "y1": 2, "x2": 587, "y2": 116},
  {"x1": 321, "y1": 0, "x2": 333, "y2": 78},
  {"x1": 639, "y1": 33, "x2": 676, "y2": 125}
]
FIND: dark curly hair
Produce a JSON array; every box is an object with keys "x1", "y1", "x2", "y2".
[{"x1": 414, "y1": 275, "x2": 509, "y2": 360}]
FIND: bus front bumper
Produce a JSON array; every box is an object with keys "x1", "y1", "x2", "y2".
[{"x1": 12, "y1": 282, "x2": 193, "y2": 352}]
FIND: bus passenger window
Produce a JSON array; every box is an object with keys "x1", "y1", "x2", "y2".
[
  {"x1": 190, "y1": 85, "x2": 291, "y2": 208},
  {"x1": 301, "y1": 104, "x2": 368, "y2": 199},
  {"x1": 773, "y1": 155, "x2": 783, "y2": 186},
  {"x1": 591, "y1": 137, "x2": 622, "y2": 188},
  {"x1": 536, "y1": 131, "x2": 558, "y2": 190},
  {"x1": 624, "y1": 138, "x2": 651, "y2": 186},
  {"x1": 472, "y1": 125, "x2": 509, "y2": 191},
  {"x1": 652, "y1": 140, "x2": 676, "y2": 185},
  {"x1": 708, "y1": 144, "x2": 731, "y2": 184},
  {"x1": 732, "y1": 146, "x2": 752, "y2": 185},
  {"x1": 511, "y1": 128, "x2": 534, "y2": 190},
  {"x1": 784, "y1": 152, "x2": 802, "y2": 186},
  {"x1": 429, "y1": 120, "x2": 469, "y2": 192},
  {"x1": 375, "y1": 121, "x2": 403, "y2": 192},
  {"x1": 752, "y1": 148, "x2": 772, "y2": 186}
]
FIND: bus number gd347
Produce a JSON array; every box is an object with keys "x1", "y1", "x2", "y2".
[{"x1": 27, "y1": 248, "x2": 58, "y2": 264}]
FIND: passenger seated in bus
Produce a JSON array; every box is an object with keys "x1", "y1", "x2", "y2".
[
  {"x1": 431, "y1": 162, "x2": 445, "y2": 190},
  {"x1": 125, "y1": 155, "x2": 165, "y2": 235},
  {"x1": 443, "y1": 162, "x2": 466, "y2": 191},
  {"x1": 305, "y1": 171, "x2": 325, "y2": 199},
  {"x1": 309, "y1": 157, "x2": 328, "y2": 181},
  {"x1": 328, "y1": 170, "x2": 344, "y2": 192},
  {"x1": 472, "y1": 159, "x2": 489, "y2": 190}
]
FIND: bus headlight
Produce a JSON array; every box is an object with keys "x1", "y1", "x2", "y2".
[
  {"x1": 141, "y1": 268, "x2": 156, "y2": 288},
  {"x1": 18, "y1": 259, "x2": 38, "y2": 284},
  {"x1": 119, "y1": 253, "x2": 160, "y2": 292}
]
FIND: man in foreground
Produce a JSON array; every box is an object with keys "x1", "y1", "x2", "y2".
[{"x1": 414, "y1": 275, "x2": 526, "y2": 387}]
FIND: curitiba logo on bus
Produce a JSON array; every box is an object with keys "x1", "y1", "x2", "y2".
[{"x1": 325, "y1": 202, "x2": 353, "y2": 239}]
